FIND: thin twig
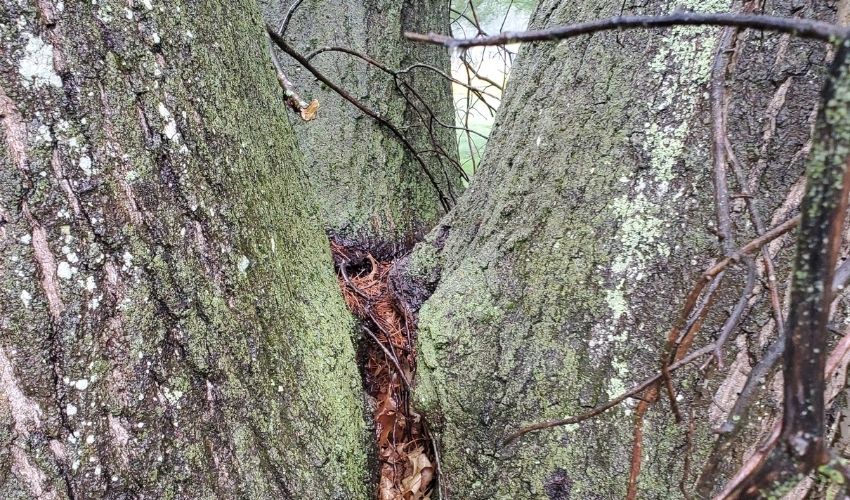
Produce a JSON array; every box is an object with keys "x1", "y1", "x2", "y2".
[
  {"x1": 363, "y1": 325, "x2": 411, "y2": 391},
  {"x1": 725, "y1": 137, "x2": 787, "y2": 343},
  {"x1": 504, "y1": 344, "x2": 717, "y2": 444},
  {"x1": 704, "y1": 215, "x2": 800, "y2": 277},
  {"x1": 422, "y1": 420, "x2": 445, "y2": 500},
  {"x1": 713, "y1": 258, "x2": 757, "y2": 365},
  {"x1": 278, "y1": 0, "x2": 306, "y2": 35}
]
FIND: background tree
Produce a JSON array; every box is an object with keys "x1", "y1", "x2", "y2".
[
  {"x1": 0, "y1": 1, "x2": 370, "y2": 498},
  {"x1": 263, "y1": 0, "x2": 463, "y2": 245}
]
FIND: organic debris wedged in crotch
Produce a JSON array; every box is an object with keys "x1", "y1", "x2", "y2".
[{"x1": 331, "y1": 241, "x2": 436, "y2": 500}]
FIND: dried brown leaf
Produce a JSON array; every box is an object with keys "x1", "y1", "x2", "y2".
[
  {"x1": 401, "y1": 446, "x2": 434, "y2": 499},
  {"x1": 300, "y1": 99, "x2": 319, "y2": 121}
]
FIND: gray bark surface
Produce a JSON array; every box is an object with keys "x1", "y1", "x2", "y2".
[
  {"x1": 263, "y1": 0, "x2": 463, "y2": 245},
  {"x1": 411, "y1": 1, "x2": 838, "y2": 497},
  {"x1": 0, "y1": 1, "x2": 368, "y2": 498}
]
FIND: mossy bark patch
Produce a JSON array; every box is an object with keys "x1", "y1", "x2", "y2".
[
  {"x1": 412, "y1": 0, "x2": 834, "y2": 497},
  {"x1": 0, "y1": 0, "x2": 368, "y2": 497}
]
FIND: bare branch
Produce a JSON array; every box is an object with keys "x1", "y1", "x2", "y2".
[
  {"x1": 407, "y1": 13, "x2": 848, "y2": 48},
  {"x1": 278, "y1": 0, "x2": 306, "y2": 35},
  {"x1": 268, "y1": 42, "x2": 319, "y2": 121}
]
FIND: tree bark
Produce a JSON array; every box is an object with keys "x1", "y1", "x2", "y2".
[
  {"x1": 263, "y1": 0, "x2": 463, "y2": 245},
  {"x1": 410, "y1": 0, "x2": 839, "y2": 497},
  {"x1": 0, "y1": 1, "x2": 368, "y2": 498}
]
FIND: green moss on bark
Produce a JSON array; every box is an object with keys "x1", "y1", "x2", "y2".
[
  {"x1": 411, "y1": 0, "x2": 832, "y2": 497},
  {"x1": 0, "y1": 0, "x2": 368, "y2": 497}
]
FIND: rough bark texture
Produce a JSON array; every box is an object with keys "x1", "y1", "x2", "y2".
[
  {"x1": 263, "y1": 0, "x2": 463, "y2": 245},
  {"x1": 411, "y1": 1, "x2": 837, "y2": 497},
  {"x1": 0, "y1": 1, "x2": 369, "y2": 498}
]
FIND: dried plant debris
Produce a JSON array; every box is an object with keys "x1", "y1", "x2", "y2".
[{"x1": 331, "y1": 241, "x2": 436, "y2": 500}]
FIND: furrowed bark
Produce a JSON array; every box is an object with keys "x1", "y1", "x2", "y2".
[
  {"x1": 410, "y1": 0, "x2": 837, "y2": 497},
  {"x1": 0, "y1": 1, "x2": 368, "y2": 497},
  {"x1": 722, "y1": 37, "x2": 850, "y2": 499}
]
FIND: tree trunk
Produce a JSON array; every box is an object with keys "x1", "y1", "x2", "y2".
[
  {"x1": 0, "y1": 1, "x2": 369, "y2": 498},
  {"x1": 410, "y1": 0, "x2": 838, "y2": 498},
  {"x1": 263, "y1": 0, "x2": 463, "y2": 245}
]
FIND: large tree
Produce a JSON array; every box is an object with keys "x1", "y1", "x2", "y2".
[
  {"x1": 0, "y1": 1, "x2": 369, "y2": 498},
  {"x1": 409, "y1": 0, "x2": 844, "y2": 498}
]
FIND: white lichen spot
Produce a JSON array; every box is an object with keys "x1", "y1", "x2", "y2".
[
  {"x1": 71, "y1": 459, "x2": 80, "y2": 472},
  {"x1": 162, "y1": 387, "x2": 184, "y2": 405},
  {"x1": 74, "y1": 379, "x2": 89, "y2": 391},
  {"x1": 79, "y1": 156, "x2": 92, "y2": 175},
  {"x1": 35, "y1": 124, "x2": 52, "y2": 143},
  {"x1": 65, "y1": 403, "x2": 78, "y2": 416},
  {"x1": 609, "y1": 195, "x2": 667, "y2": 276},
  {"x1": 57, "y1": 261, "x2": 73, "y2": 279},
  {"x1": 157, "y1": 102, "x2": 180, "y2": 142},
  {"x1": 85, "y1": 434, "x2": 94, "y2": 444},
  {"x1": 237, "y1": 255, "x2": 250, "y2": 273},
  {"x1": 85, "y1": 276, "x2": 96, "y2": 292},
  {"x1": 608, "y1": 359, "x2": 629, "y2": 400},
  {"x1": 19, "y1": 233, "x2": 31, "y2": 244},
  {"x1": 142, "y1": 0, "x2": 153, "y2": 9},
  {"x1": 20, "y1": 290, "x2": 32, "y2": 307},
  {"x1": 18, "y1": 34, "x2": 62, "y2": 88}
]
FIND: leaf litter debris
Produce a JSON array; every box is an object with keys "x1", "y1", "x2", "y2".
[{"x1": 331, "y1": 242, "x2": 436, "y2": 500}]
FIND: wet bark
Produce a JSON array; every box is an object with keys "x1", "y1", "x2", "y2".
[
  {"x1": 410, "y1": 0, "x2": 843, "y2": 498},
  {"x1": 0, "y1": 1, "x2": 369, "y2": 498}
]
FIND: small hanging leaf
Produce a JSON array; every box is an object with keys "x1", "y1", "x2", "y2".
[{"x1": 300, "y1": 99, "x2": 319, "y2": 121}]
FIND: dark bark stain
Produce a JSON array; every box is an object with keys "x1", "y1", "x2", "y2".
[{"x1": 545, "y1": 468, "x2": 573, "y2": 500}]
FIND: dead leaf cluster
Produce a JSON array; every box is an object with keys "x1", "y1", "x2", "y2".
[{"x1": 331, "y1": 242, "x2": 435, "y2": 500}]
